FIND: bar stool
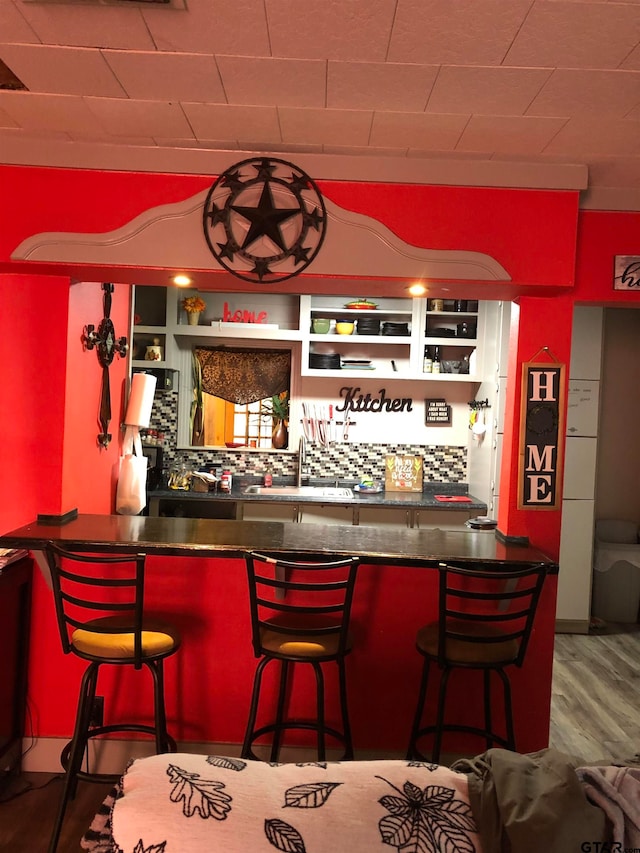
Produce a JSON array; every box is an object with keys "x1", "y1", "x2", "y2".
[
  {"x1": 406, "y1": 560, "x2": 548, "y2": 764},
  {"x1": 44, "y1": 543, "x2": 181, "y2": 853},
  {"x1": 242, "y1": 551, "x2": 360, "y2": 762}
]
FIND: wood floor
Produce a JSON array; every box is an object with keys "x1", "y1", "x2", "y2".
[{"x1": 1, "y1": 623, "x2": 638, "y2": 853}]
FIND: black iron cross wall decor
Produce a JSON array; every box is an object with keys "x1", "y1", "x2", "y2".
[{"x1": 83, "y1": 283, "x2": 129, "y2": 448}]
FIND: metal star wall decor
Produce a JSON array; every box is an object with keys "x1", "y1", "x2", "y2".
[
  {"x1": 83, "y1": 282, "x2": 129, "y2": 448},
  {"x1": 202, "y1": 157, "x2": 327, "y2": 284}
]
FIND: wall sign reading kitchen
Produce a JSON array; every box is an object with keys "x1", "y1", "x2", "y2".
[{"x1": 336, "y1": 386, "x2": 413, "y2": 413}]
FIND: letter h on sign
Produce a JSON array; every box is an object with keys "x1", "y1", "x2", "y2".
[{"x1": 517, "y1": 360, "x2": 566, "y2": 510}]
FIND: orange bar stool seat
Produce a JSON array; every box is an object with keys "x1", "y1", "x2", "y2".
[
  {"x1": 406, "y1": 560, "x2": 548, "y2": 764},
  {"x1": 44, "y1": 543, "x2": 181, "y2": 853},
  {"x1": 242, "y1": 551, "x2": 360, "y2": 763}
]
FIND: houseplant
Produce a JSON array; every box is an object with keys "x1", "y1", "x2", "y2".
[
  {"x1": 271, "y1": 391, "x2": 289, "y2": 449},
  {"x1": 181, "y1": 295, "x2": 206, "y2": 325}
]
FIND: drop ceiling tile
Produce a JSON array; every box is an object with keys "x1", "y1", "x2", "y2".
[
  {"x1": 527, "y1": 69, "x2": 640, "y2": 118},
  {"x1": 181, "y1": 102, "x2": 281, "y2": 143},
  {"x1": 265, "y1": 0, "x2": 396, "y2": 61},
  {"x1": 16, "y1": 3, "x2": 157, "y2": 50},
  {"x1": 84, "y1": 97, "x2": 193, "y2": 139},
  {"x1": 141, "y1": 0, "x2": 270, "y2": 55},
  {"x1": 102, "y1": 51, "x2": 225, "y2": 103},
  {"x1": 370, "y1": 111, "x2": 468, "y2": 149},
  {"x1": 327, "y1": 61, "x2": 438, "y2": 111},
  {"x1": 427, "y1": 66, "x2": 552, "y2": 116},
  {"x1": 0, "y1": 126, "x2": 71, "y2": 142},
  {"x1": 0, "y1": 44, "x2": 125, "y2": 97},
  {"x1": 457, "y1": 115, "x2": 568, "y2": 155},
  {"x1": 505, "y1": 2, "x2": 640, "y2": 69},
  {"x1": 217, "y1": 56, "x2": 325, "y2": 108},
  {"x1": 388, "y1": 0, "x2": 531, "y2": 65},
  {"x1": 0, "y1": 1, "x2": 39, "y2": 42},
  {"x1": 544, "y1": 117, "x2": 640, "y2": 157},
  {"x1": 278, "y1": 106, "x2": 372, "y2": 146},
  {"x1": 0, "y1": 91, "x2": 101, "y2": 133}
]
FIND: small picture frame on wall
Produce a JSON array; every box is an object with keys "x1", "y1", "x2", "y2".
[{"x1": 425, "y1": 398, "x2": 452, "y2": 426}]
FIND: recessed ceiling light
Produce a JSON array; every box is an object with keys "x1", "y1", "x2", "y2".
[
  {"x1": 173, "y1": 274, "x2": 192, "y2": 287},
  {"x1": 408, "y1": 283, "x2": 427, "y2": 296}
]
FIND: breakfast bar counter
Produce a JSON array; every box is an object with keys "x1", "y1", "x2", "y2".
[
  {"x1": 1, "y1": 515, "x2": 558, "y2": 759},
  {"x1": 0, "y1": 513, "x2": 553, "y2": 567}
]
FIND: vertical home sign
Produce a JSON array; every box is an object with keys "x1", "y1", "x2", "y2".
[{"x1": 518, "y1": 360, "x2": 566, "y2": 509}]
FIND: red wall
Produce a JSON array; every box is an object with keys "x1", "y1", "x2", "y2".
[{"x1": 2, "y1": 164, "x2": 640, "y2": 759}]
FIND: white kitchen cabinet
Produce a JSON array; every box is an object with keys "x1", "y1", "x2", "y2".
[
  {"x1": 355, "y1": 506, "x2": 412, "y2": 528},
  {"x1": 557, "y1": 497, "x2": 595, "y2": 631},
  {"x1": 299, "y1": 295, "x2": 485, "y2": 382},
  {"x1": 241, "y1": 502, "x2": 299, "y2": 523},
  {"x1": 298, "y1": 505, "x2": 355, "y2": 525}
]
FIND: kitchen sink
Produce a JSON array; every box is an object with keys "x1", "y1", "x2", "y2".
[{"x1": 243, "y1": 485, "x2": 354, "y2": 499}]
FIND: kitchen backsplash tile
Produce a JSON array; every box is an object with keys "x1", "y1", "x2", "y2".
[{"x1": 147, "y1": 391, "x2": 466, "y2": 484}]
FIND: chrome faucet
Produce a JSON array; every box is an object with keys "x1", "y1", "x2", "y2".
[{"x1": 296, "y1": 435, "x2": 306, "y2": 487}]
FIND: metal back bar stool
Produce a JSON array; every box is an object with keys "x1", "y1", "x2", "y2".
[
  {"x1": 242, "y1": 550, "x2": 360, "y2": 763},
  {"x1": 407, "y1": 560, "x2": 548, "y2": 764},
  {"x1": 44, "y1": 543, "x2": 181, "y2": 853}
]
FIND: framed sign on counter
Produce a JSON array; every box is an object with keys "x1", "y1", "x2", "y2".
[
  {"x1": 518, "y1": 357, "x2": 566, "y2": 509},
  {"x1": 385, "y1": 455, "x2": 423, "y2": 492}
]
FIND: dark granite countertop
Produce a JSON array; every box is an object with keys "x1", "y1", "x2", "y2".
[
  {"x1": 149, "y1": 480, "x2": 488, "y2": 513},
  {"x1": 0, "y1": 514, "x2": 555, "y2": 571}
]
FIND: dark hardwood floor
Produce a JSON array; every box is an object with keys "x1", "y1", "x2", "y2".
[{"x1": 1, "y1": 623, "x2": 638, "y2": 852}]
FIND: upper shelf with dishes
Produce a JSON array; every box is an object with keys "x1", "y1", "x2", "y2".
[
  {"x1": 300, "y1": 295, "x2": 482, "y2": 381},
  {"x1": 130, "y1": 288, "x2": 485, "y2": 382}
]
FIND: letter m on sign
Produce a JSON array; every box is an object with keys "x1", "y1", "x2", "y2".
[{"x1": 518, "y1": 361, "x2": 566, "y2": 510}]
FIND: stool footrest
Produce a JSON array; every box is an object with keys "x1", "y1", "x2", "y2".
[
  {"x1": 243, "y1": 720, "x2": 352, "y2": 761},
  {"x1": 409, "y1": 723, "x2": 511, "y2": 762}
]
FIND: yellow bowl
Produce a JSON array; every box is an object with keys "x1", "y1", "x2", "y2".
[{"x1": 335, "y1": 321, "x2": 355, "y2": 335}]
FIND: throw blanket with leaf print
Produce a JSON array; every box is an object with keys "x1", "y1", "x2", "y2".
[{"x1": 99, "y1": 753, "x2": 482, "y2": 853}]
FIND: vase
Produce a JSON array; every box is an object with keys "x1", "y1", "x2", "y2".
[
  {"x1": 187, "y1": 311, "x2": 200, "y2": 326},
  {"x1": 272, "y1": 419, "x2": 288, "y2": 449}
]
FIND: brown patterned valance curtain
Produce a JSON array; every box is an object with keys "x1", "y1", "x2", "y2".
[{"x1": 194, "y1": 347, "x2": 290, "y2": 405}]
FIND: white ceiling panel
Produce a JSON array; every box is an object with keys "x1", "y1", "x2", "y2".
[
  {"x1": 15, "y1": 2, "x2": 157, "y2": 50},
  {"x1": 1, "y1": 0, "x2": 640, "y2": 204},
  {"x1": 265, "y1": 0, "x2": 397, "y2": 61},
  {"x1": 0, "y1": 90, "x2": 102, "y2": 132},
  {"x1": 426, "y1": 67, "x2": 552, "y2": 116},
  {"x1": 0, "y1": 44, "x2": 125, "y2": 97},
  {"x1": 216, "y1": 56, "x2": 326, "y2": 108},
  {"x1": 141, "y1": 0, "x2": 271, "y2": 56},
  {"x1": 505, "y1": 2, "x2": 640, "y2": 69},
  {"x1": 527, "y1": 69, "x2": 640, "y2": 119},
  {"x1": 181, "y1": 102, "x2": 281, "y2": 143},
  {"x1": 101, "y1": 50, "x2": 226, "y2": 103},
  {"x1": 388, "y1": 0, "x2": 532, "y2": 65},
  {"x1": 327, "y1": 61, "x2": 438, "y2": 111},
  {"x1": 278, "y1": 106, "x2": 373, "y2": 146},
  {"x1": 371, "y1": 111, "x2": 469, "y2": 149},
  {"x1": 457, "y1": 115, "x2": 568, "y2": 155},
  {"x1": 84, "y1": 96, "x2": 194, "y2": 138}
]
